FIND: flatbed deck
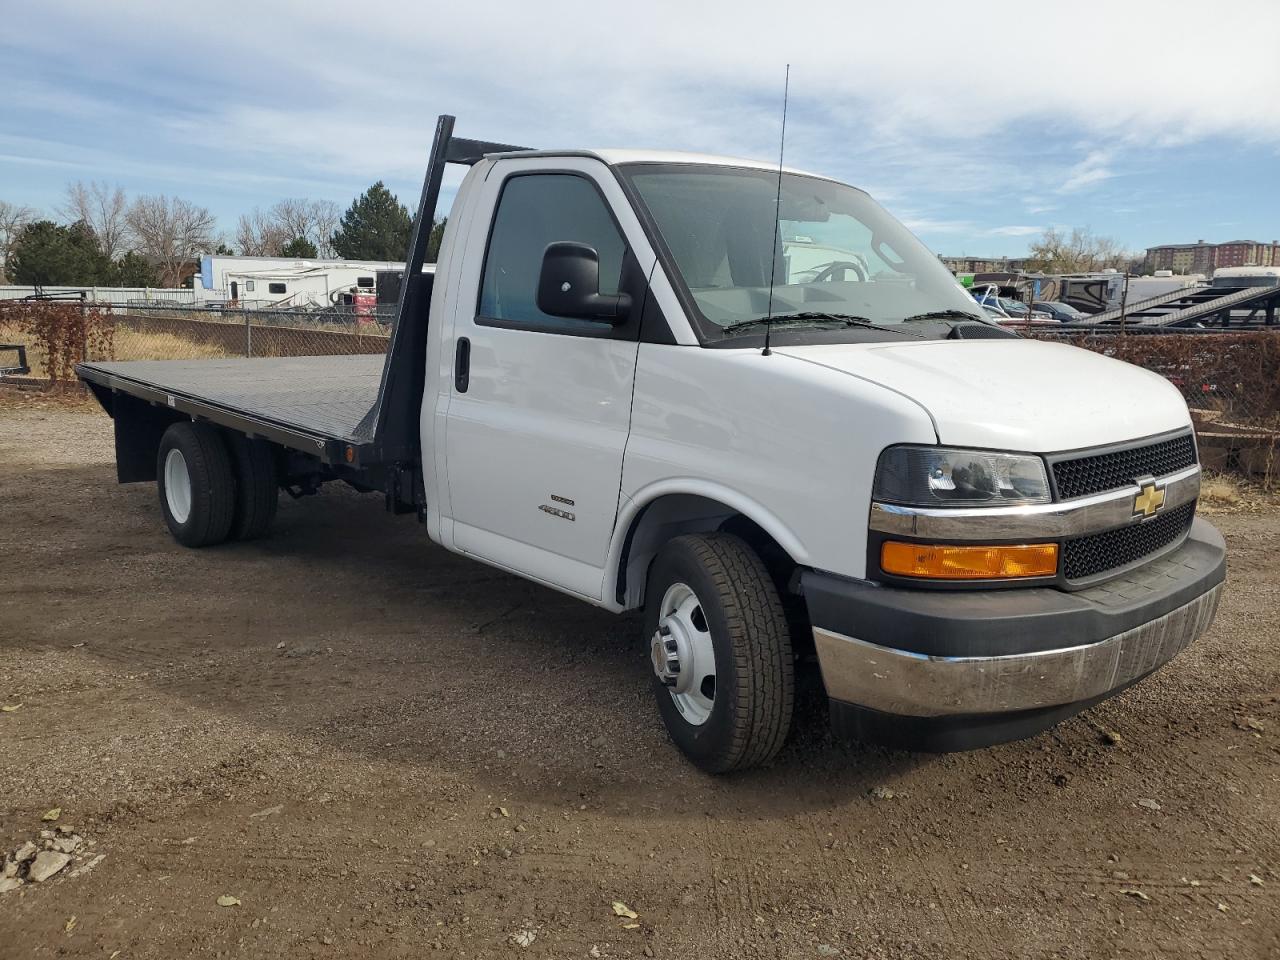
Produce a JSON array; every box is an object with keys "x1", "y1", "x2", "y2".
[{"x1": 77, "y1": 355, "x2": 386, "y2": 464}]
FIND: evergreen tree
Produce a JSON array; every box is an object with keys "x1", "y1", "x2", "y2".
[
  {"x1": 281, "y1": 235, "x2": 319, "y2": 259},
  {"x1": 427, "y1": 217, "x2": 448, "y2": 262},
  {"x1": 6, "y1": 220, "x2": 112, "y2": 285},
  {"x1": 331, "y1": 182, "x2": 412, "y2": 260},
  {"x1": 112, "y1": 250, "x2": 160, "y2": 287}
]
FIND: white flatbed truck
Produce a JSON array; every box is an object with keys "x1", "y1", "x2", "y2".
[{"x1": 78, "y1": 116, "x2": 1226, "y2": 772}]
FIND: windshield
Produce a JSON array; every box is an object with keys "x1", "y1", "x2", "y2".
[{"x1": 621, "y1": 163, "x2": 979, "y2": 342}]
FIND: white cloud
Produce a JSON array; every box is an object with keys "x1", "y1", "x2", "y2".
[
  {"x1": 902, "y1": 218, "x2": 975, "y2": 235},
  {"x1": 986, "y1": 225, "x2": 1044, "y2": 237},
  {"x1": 12, "y1": 0, "x2": 1279, "y2": 157},
  {"x1": 1058, "y1": 150, "x2": 1116, "y2": 193}
]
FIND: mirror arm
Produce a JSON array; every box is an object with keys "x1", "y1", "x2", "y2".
[{"x1": 590, "y1": 291, "x2": 632, "y2": 322}]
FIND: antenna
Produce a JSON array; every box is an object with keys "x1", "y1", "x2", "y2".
[{"x1": 762, "y1": 64, "x2": 791, "y2": 357}]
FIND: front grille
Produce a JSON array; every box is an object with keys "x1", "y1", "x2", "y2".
[
  {"x1": 1053, "y1": 433, "x2": 1197, "y2": 500},
  {"x1": 1063, "y1": 502, "x2": 1196, "y2": 580}
]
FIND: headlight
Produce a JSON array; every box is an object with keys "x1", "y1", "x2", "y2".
[{"x1": 873, "y1": 446, "x2": 1051, "y2": 507}]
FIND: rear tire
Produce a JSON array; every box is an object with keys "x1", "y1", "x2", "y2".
[
  {"x1": 224, "y1": 432, "x2": 278, "y2": 541},
  {"x1": 156, "y1": 421, "x2": 236, "y2": 548},
  {"x1": 645, "y1": 533, "x2": 794, "y2": 773}
]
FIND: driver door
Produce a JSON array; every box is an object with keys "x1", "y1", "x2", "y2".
[{"x1": 442, "y1": 158, "x2": 654, "y2": 600}]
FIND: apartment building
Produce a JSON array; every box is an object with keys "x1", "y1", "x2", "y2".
[{"x1": 1145, "y1": 239, "x2": 1280, "y2": 273}]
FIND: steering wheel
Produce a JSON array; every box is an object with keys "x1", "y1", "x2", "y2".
[{"x1": 812, "y1": 260, "x2": 868, "y2": 283}]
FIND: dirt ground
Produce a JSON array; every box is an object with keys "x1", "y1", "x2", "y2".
[{"x1": 1, "y1": 392, "x2": 1277, "y2": 960}]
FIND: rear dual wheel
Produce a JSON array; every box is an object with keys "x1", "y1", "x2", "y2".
[
  {"x1": 157, "y1": 422, "x2": 277, "y2": 547},
  {"x1": 645, "y1": 533, "x2": 794, "y2": 774}
]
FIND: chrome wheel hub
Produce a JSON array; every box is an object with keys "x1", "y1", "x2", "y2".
[{"x1": 651, "y1": 582, "x2": 716, "y2": 726}]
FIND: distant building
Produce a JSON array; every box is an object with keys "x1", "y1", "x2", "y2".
[
  {"x1": 1144, "y1": 240, "x2": 1280, "y2": 274},
  {"x1": 940, "y1": 256, "x2": 1031, "y2": 274},
  {"x1": 1214, "y1": 240, "x2": 1280, "y2": 269}
]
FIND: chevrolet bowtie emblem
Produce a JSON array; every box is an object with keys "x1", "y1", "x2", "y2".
[{"x1": 1133, "y1": 479, "x2": 1166, "y2": 518}]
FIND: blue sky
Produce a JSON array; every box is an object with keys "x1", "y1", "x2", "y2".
[{"x1": 4, "y1": 0, "x2": 1278, "y2": 258}]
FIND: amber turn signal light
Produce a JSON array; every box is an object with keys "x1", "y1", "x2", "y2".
[{"x1": 881, "y1": 541, "x2": 1058, "y2": 580}]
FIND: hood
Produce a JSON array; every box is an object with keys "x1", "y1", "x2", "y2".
[{"x1": 776, "y1": 338, "x2": 1191, "y2": 452}]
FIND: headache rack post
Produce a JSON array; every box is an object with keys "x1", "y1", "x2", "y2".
[{"x1": 363, "y1": 115, "x2": 531, "y2": 466}]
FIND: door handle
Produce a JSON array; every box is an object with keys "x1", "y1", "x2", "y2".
[{"x1": 454, "y1": 337, "x2": 471, "y2": 393}]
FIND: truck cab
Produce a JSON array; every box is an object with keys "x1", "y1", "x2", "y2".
[{"x1": 78, "y1": 118, "x2": 1226, "y2": 773}]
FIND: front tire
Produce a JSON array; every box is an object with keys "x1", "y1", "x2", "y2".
[
  {"x1": 156, "y1": 421, "x2": 236, "y2": 548},
  {"x1": 645, "y1": 533, "x2": 794, "y2": 773}
]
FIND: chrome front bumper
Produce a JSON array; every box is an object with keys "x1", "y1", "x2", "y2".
[{"x1": 813, "y1": 582, "x2": 1222, "y2": 718}]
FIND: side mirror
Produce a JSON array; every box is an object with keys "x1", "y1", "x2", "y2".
[{"x1": 536, "y1": 242, "x2": 631, "y2": 324}]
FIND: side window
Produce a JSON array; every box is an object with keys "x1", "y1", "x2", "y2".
[
  {"x1": 478, "y1": 174, "x2": 626, "y2": 332},
  {"x1": 268, "y1": 282, "x2": 287, "y2": 294}
]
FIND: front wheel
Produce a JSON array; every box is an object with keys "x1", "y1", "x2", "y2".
[{"x1": 645, "y1": 533, "x2": 794, "y2": 773}]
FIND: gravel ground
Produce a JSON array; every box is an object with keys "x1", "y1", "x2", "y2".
[{"x1": 1, "y1": 393, "x2": 1277, "y2": 959}]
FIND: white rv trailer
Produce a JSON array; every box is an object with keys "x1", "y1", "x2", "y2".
[{"x1": 195, "y1": 255, "x2": 408, "y2": 307}]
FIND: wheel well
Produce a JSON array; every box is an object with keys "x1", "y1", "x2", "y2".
[{"x1": 615, "y1": 494, "x2": 799, "y2": 609}]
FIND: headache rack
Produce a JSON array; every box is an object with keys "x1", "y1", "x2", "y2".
[{"x1": 356, "y1": 116, "x2": 531, "y2": 467}]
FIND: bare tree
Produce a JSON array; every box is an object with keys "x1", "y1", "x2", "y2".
[
  {"x1": 235, "y1": 198, "x2": 341, "y2": 260},
  {"x1": 0, "y1": 200, "x2": 39, "y2": 282},
  {"x1": 310, "y1": 199, "x2": 340, "y2": 259},
  {"x1": 61, "y1": 181, "x2": 131, "y2": 260},
  {"x1": 1026, "y1": 226, "x2": 1133, "y2": 274},
  {"x1": 0, "y1": 201, "x2": 37, "y2": 282},
  {"x1": 0, "y1": 201, "x2": 38, "y2": 282},
  {"x1": 271, "y1": 198, "x2": 313, "y2": 248},
  {"x1": 235, "y1": 208, "x2": 290, "y2": 257},
  {"x1": 127, "y1": 195, "x2": 216, "y2": 287}
]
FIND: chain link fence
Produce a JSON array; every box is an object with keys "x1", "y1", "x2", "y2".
[
  {"x1": 0, "y1": 300, "x2": 392, "y2": 382},
  {"x1": 1028, "y1": 326, "x2": 1280, "y2": 485},
  {"x1": 3, "y1": 300, "x2": 1277, "y2": 485}
]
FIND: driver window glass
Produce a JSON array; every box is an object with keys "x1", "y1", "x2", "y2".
[{"x1": 479, "y1": 173, "x2": 626, "y2": 332}]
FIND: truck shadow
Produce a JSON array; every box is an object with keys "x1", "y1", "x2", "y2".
[{"x1": 6, "y1": 463, "x2": 930, "y2": 819}]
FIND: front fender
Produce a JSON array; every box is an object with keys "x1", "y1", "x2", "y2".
[{"x1": 602, "y1": 478, "x2": 811, "y2": 612}]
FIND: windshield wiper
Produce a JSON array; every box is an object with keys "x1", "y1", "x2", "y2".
[
  {"x1": 900, "y1": 309, "x2": 988, "y2": 324},
  {"x1": 722, "y1": 311, "x2": 924, "y2": 338}
]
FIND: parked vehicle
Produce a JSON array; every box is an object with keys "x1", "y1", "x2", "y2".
[
  {"x1": 77, "y1": 116, "x2": 1225, "y2": 772},
  {"x1": 1058, "y1": 272, "x2": 1203, "y2": 314},
  {"x1": 1033, "y1": 300, "x2": 1086, "y2": 322},
  {"x1": 971, "y1": 286, "x2": 1055, "y2": 323}
]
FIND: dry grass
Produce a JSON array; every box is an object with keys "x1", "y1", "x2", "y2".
[
  {"x1": 1197, "y1": 470, "x2": 1280, "y2": 513},
  {"x1": 1200, "y1": 473, "x2": 1245, "y2": 509},
  {"x1": 111, "y1": 331, "x2": 231, "y2": 362},
  {"x1": 1, "y1": 322, "x2": 230, "y2": 379}
]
